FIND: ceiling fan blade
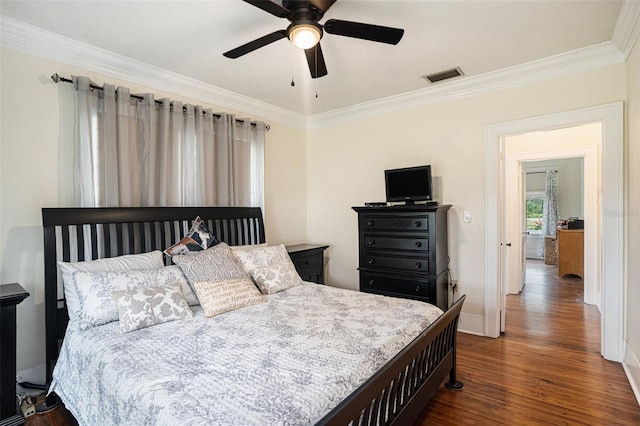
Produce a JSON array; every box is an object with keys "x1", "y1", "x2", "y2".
[
  {"x1": 308, "y1": 0, "x2": 337, "y2": 13},
  {"x1": 223, "y1": 30, "x2": 288, "y2": 58},
  {"x1": 324, "y1": 19, "x2": 404, "y2": 45},
  {"x1": 243, "y1": 0, "x2": 290, "y2": 18},
  {"x1": 304, "y1": 43, "x2": 328, "y2": 79}
]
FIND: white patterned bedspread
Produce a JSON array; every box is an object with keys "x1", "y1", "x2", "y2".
[{"x1": 51, "y1": 283, "x2": 443, "y2": 426}]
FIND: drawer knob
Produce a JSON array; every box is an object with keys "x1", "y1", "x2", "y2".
[
  {"x1": 415, "y1": 241, "x2": 422, "y2": 248},
  {"x1": 415, "y1": 285, "x2": 422, "y2": 293},
  {"x1": 369, "y1": 279, "x2": 375, "y2": 286},
  {"x1": 415, "y1": 221, "x2": 422, "y2": 227},
  {"x1": 305, "y1": 260, "x2": 311, "y2": 265},
  {"x1": 368, "y1": 258, "x2": 376, "y2": 265},
  {"x1": 367, "y1": 220, "x2": 375, "y2": 227},
  {"x1": 368, "y1": 239, "x2": 376, "y2": 246},
  {"x1": 415, "y1": 262, "x2": 422, "y2": 269}
]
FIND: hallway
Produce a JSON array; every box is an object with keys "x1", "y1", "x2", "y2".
[{"x1": 417, "y1": 260, "x2": 640, "y2": 425}]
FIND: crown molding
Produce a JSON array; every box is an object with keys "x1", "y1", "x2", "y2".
[
  {"x1": 306, "y1": 41, "x2": 625, "y2": 129},
  {"x1": 612, "y1": 0, "x2": 640, "y2": 60},
  {"x1": 0, "y1": 15, "x2": 308, "y2": 129},
  {"x1": 2, "y1": 9, "x2": 635, "y2": 131}
]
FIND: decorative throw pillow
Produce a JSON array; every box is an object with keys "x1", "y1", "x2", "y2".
[
  {"x1": 193, "y1": 278, "x2": 265, "y2": 318},
  {"x1": 164, "y1": 216, "x2": 220, "y2": 256},
  {"x1": 172, "y1": 243, "x2": 248, "y2": 285},
  {"x1": 231, "y1": 244, "x2": 292, "y2": 275},
  {"x1": 111, "y1": 283, "x2": 193, "y2": 333},
  {"x1": 251, "y1": 259, "x2": 302, "y2": 294},
  {"x1": 73, "y1": 266, "x2": 192, "y2": 330},
  {"x1": 58, "y1": 250, "x2": 165, "y2": 320}
]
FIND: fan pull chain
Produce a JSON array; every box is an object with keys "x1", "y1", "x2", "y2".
[
  {"x1": 315, "y1": 47, "x2": 319, "y2": 98},
  {"x1": 290, "y1": 44, "x2": 295, "y2": 87}
]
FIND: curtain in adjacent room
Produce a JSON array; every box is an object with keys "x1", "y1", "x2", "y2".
[
  {"x1": 71, "y1": 76, "x2": 265, "y2": 208},
  {"x1": 538, "y1": 170, "x2": 559, "y2": 257}
]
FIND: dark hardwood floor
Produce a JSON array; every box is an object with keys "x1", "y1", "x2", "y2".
[
  {"x1": 25, "y1": 260, "x2": 640, "y2": 425},
  {"x1": 416, "y1": 260, "x2": 640, "y2": 425}
]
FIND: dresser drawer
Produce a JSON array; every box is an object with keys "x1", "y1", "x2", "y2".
[
  {"x1": 290, "y1": 252, "x2": 323, "y2": 271},
  {"x1": 360, "y1": 271, "x2": 435, "y2": 302},
  {"x1": 361, "y1": 254, "x2": 430, "y2": 273},
  {"x1": 360, "y1": 216, "x2": 428, "y2": 231},
  {"x1": 362, "y1": 235, "x2": 429, "y2": 252}
]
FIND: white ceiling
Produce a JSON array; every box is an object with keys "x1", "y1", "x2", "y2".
[{"x1": 0, "y1": 0, "x2": 628, "y2": 117}]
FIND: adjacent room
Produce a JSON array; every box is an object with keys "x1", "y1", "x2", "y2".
[{"x1": 1, "y1": 0, "x2": 639, "y2": 424}]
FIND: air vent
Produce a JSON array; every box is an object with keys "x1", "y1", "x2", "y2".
[{"x1": 423, "y1": 67, "x2": 464, "y2": 84}]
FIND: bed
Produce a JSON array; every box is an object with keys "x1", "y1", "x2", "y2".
[{"x1": 42, "y1": 206, "x2": 465, "y2": 425}]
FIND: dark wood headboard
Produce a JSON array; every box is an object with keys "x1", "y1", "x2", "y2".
[{"x1": 42, "y1": 206, "x2": 265, "y2": 384}]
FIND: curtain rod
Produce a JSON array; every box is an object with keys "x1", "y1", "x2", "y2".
[{"x1": 51, "y1": 73, "x2": 269, "y2": 130}]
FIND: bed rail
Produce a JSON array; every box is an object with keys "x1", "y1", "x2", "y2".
[{"x1": 316, "y1": 295, "x2": 466, "y2": 426}]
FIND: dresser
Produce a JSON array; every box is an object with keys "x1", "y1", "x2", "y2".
[
  {"x1": 352, "y1": 205, "x2": 451, "y2": 310},
  {"x1": 286, "y1": 244, "x2": 329, "y2": 284},
  {"x1": 557, "y1": 229, "x2": 584, "y2": 278}
]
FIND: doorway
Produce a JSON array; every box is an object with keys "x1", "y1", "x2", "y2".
[{"x1": 484, "y1": 102, "x2": 624, "y2": 362}]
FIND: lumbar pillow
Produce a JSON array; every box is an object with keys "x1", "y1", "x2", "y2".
[
  {"x1": 58, "y1": 250, "x2": 165, "y2": 320},
  {"x1": 111, "y1": 283, "x2": 193, "y2": 333},
  {"x1": 172, "y1": 242, "x2": 249, "y2": 285},
  {"x1": 165, "y1": 216, "x2": 219, "y2": 256},
  {"x1": 193, "y1": 278, "x2": 265, "y2": 318}
]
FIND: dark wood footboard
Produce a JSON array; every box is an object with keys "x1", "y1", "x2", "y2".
[{"x1": 316, "y1": 295, "x2": 466, "y2": 426}]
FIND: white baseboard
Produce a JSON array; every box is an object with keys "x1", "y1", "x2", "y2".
[
  {"x1": 458, "y1": 312, "x2": 485, "y2": 336},
  {"x1": 623, "y1": 343, "x2": 640, "y2": 405}
]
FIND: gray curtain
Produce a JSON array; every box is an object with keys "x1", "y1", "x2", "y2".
[
  {"x1": 71, "y1": 76, "x2": 265, "y2": 208},
  {"x1": 539, "y1": 170, "x2": 559, "y2": 257}
]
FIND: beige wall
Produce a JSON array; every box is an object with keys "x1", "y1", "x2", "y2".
[
  {"x1": 625, "y1": 27, "x2": 640, "y2": 386},
  {"x1": 0, "y1": 47, "x2": 308, "y2": 377},
  {"x1": 2, "y1": 39, "x2": 638, "y2": 384},
  {"x1": 306, "y1": 65, "x2": 627, "y2": 322}
]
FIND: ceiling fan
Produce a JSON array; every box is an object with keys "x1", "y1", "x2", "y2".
[{"x1": 223, "y1": 0, "x2": 405, "y2": 79}]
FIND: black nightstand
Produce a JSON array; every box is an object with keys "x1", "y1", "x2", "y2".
[
  {"x1": 1, "y1": 283, "x2": 29, "y2": 424},
  {"x1": 286, "y1": 244, "x2": 329, "y2": 284}
]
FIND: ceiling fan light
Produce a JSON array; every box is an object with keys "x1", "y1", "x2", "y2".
[{"x1": 289, "y1": 24, "x2": 321, "y2": 50}]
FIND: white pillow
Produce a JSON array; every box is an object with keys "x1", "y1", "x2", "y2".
[
  {"x1": 251, "y1": 260, "x2": 302, "y2": 294},
  {"x1": 111, "y1": 283, "x2": 193, "y2": 333},
  {"x1": 58, "y1": 251, "x2": 165, "y2": 319},
  {"x1": 193, "y1": 278, "x2": 265, "y2": 318},
  {"x1": 73, "y1": 266, "x2": 191, "y2": 330},
  {"x1": 231, "y1": 244, "x2": 292, "y2": 275}
]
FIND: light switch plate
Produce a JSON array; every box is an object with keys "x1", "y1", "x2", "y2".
[{"x1": 463, "y1": 210, "x2": 472, "y2": 223}]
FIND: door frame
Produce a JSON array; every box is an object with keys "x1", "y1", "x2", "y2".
[{"x1": 484, "y1": 102, "x2": 624, "y2": 361}]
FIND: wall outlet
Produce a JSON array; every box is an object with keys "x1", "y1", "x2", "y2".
[{"x1": 463, "y1": 210, "x2": 472, "y2": 223}]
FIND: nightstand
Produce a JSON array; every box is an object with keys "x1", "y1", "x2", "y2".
[
  {"x1": 286, "y1": 244, "x2": 329, "y2": 284},
  {"x1": 1, "y1": 283, "x2": 29, "y2": 425}
]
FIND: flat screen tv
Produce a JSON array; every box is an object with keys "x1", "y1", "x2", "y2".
[{"x1": 385, "y1": 165, "x2": 434, "y2": 205}]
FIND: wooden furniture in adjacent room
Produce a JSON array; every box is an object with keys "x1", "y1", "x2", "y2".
[
  {"x1": 352, "y1": 205, "x2": 451, "y2": 311},
  {"x1": 286, "y1": 244, "x2": 329, "y2": 284},
  {"x1": 1, "y1": 283, "x2": 29, "y2": 425},
  {"x1": 557, "y1": 229, "x2": 584, "y2": 278}
]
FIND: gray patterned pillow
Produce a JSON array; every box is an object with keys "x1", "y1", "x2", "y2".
[
  {"x1": 173, "y1": 242, "x2": 248, "y2": 285},
  {"x1": 111, "y1": 283, "x2": 193, "y2": 333},
  {"x1": 58, "y1": 250, "x2": 165, "y2": 320},
  {"x1": 193, "y1": 278, "x2": 265, "y2": 318},
  {"x1": 231, "y1": 244, "x2": 291, "y2": 275},
  {"x1": 251, "y1": 259, "x2": 302, "y2": 294},
  {"x1": 73, "y1": 266, "x2": 191, "y2": 330}
]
